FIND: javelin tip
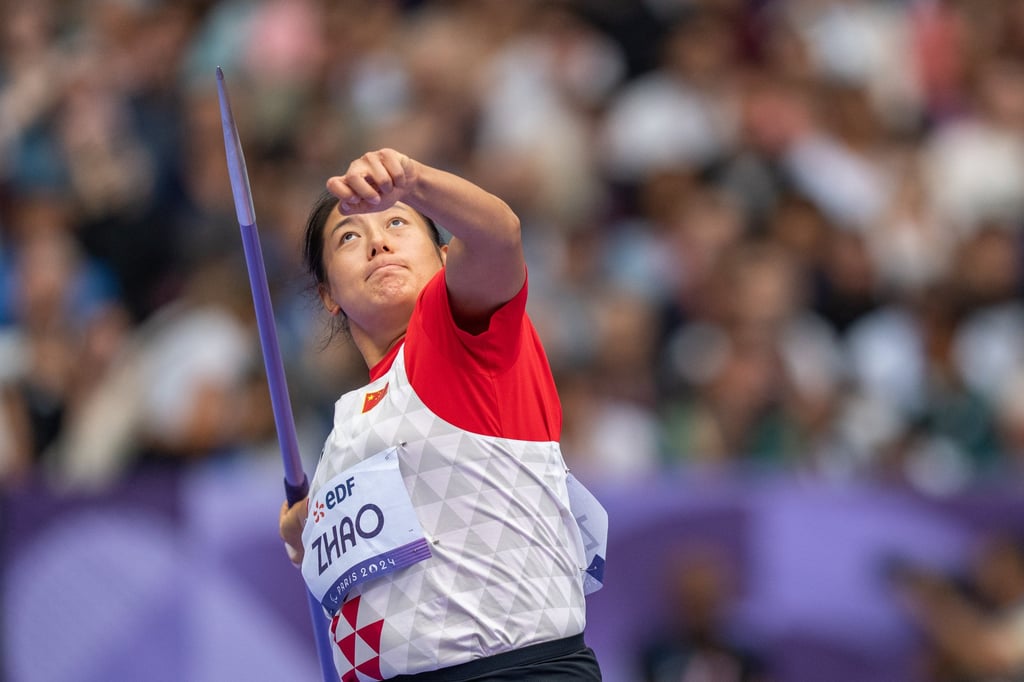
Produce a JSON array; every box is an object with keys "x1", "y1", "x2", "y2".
[{"x1": 216, "y1": 68, "x2": 256, "y2": 227}]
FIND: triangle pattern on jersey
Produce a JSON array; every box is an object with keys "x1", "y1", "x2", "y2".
[
  {"x1": 429, "y1": 556, "x2": 464, "y2": 596},
  {"x1": 440, "y1": 528, "x2": 472, "y2": 558},
  {"x1": 415, "y1": 467, "x2": 455, "y2": 503},
  {"x1": 462, "y1": 527, "x2": 500, "y2": 556},
  {"x1": 377, "y1": 621, "x2": 410, "y2": 659},
  {"x1": 493, "y1": 540, "x2": 532, "y2": 579},
  {"x1": 511, "y1": 467, "x2": 546, "y2": 500},
  {"x1": 368, "y1": 413, "x2": 403, "y2": 441},
  {"x1": 396, "y1": 414, "x2": 431, "y2": 443},
  {"x1": 473, "y1": 587, "x2": 509, "y2": 622},
  {"x1": 356, "y1": 657, "x2": 383, "y2": 681},
  {"x1": 467, "y1": 542, "x2": 501, "y2": 586},
  {"x1": 443, "y1": 467, "x2": 483, "y2": 501},
  {"x1": 384, "y1": 582, "x2": 418, "y2": 617},
  {"x1": 358, "y1": 618, "x2": 384, "y2": 652},
  {"x1": 320, "y1": 356, "x2": 589, "y2": 678},
  {"x1": 549, "y1": 571, "x2": 575, "y2": 607},
  {"x1": 435, "y1": 501, "x2": 474, "y2": 533},
  {"x1": 415, "y1": 438, "x2": 459, "y2": 472},
  {"x1": 338, "y1": 632, "x2": 357, "y2": 665},
  {"x1": 517, "y1": 441, "x2": 551, "y2": 465},
  {"x1": 408, "y1": 475, "x2": 444, "y2": 506},
  {"x1": 482, "y1": 452, "x2": 517, "y2": 489},
  {"x1": 426, "y1": 416, "x2": 465, "y2": 439},
  {"x1": 404, "y1": 401, "x2": 441, "y2": 435},
  {"x1": 413, "y1": 499, "x2": 446, "y2": 532},
  {"x1": 354, "y1": 632, "x2": 378, "y2": 665},
  {"x1": 341, "y1": 595, "x2": 361, "y2": 629},
  {"x1": 405, "y1": 631, "x2": 440, "y2": 669},
  {"x1": 494, "y1": 522, "x2": 531, "y2": 553},
  {"x1": 355, "y1": 596, "x2": 383, "y2": 630},
  {"x1": 440, "y1": 599, "x2": 475, "y2": 635}
]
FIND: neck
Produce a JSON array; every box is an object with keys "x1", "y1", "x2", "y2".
[
  {"x1": 352, "y1": 324, "x2": 408, "y2": 370},
  {"x1": 346, "y1": 298, "x2": 416, "y2": 369}
]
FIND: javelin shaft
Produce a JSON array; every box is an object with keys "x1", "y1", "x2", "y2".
[
  {"x1": 237, "y1": 223, "x2": 306, "y2": 493},
  {"x1": 216, "y1": 67, "x2": 336, "y2": 682},
  {"x1": 215, "y1": 68, "x2": 304, "y2": 490}
]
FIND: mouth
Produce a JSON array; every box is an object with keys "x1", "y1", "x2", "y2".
[{"x1": 365, "y1": 262, "x2": 405, "y2": 280}]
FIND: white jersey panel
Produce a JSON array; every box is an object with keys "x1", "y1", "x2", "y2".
[{"x1": 308, "y1": 347, "x2": 587, "y2": 679}]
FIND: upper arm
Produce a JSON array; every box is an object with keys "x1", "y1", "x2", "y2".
[
  {"x1": 442, "y1": 220, "x2": 526, "y2": 333},
  {"x1": 406, "y1": 271, "x2": 561, "y2": 441}
]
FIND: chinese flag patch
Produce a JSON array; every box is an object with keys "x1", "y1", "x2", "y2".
[{"x1": 361, "y1": 383, "x2": 389, "y2": 413}]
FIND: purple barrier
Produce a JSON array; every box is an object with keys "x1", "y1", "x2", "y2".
[
  {"x1": 1, "y1": 460, "x2": 321, "y2": 682},
  {"x1": 3, "y1": 462, "x2": 1021, "y2": 682}
]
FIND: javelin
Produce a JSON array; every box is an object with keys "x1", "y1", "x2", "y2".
[{"x1": 216, "y1": 66, "x2": 335, "y2": 682}]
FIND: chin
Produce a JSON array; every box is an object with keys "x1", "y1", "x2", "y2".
[{"x1": 368, "y1": 279, "x2": 418, "y2": 307}]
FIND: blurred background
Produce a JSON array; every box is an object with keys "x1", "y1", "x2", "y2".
[{"x1": 5, "y1": 0, "x2": 1024, "y2": 680}]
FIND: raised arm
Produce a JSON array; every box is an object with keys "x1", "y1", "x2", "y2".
[{"x1": 326, "y1": 149, "x2": 525, "y2": 329}]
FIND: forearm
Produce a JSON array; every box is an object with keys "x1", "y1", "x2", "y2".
[
  {"x1": 326, "y1": 149, "x2": 527, "y2": 317},
  {"x1": 403, "y1": 159, "x2": 521, "y2": 251},
  {"x1": 406, "y1": 159, "x2": 525, "y2": 317}
]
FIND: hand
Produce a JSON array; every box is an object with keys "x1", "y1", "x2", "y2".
[
  {"x1": 327, "y1": 148, "x2": 417, "y2": 215},
  {"x1": 279, "y1": 497, "x2": 309, "y2": 566}
]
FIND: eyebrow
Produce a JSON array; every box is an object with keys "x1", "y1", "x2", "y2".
[
  {"x1": 330, "y1": 216, "x2": 356, "y2": 235},
  {"x1": 330, "y1": 205, "x2": 417, "y2": 235}
]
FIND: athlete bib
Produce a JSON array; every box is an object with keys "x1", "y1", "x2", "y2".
[
  {"x1": 301, "y1": 447, "x2": 432, "y2": 615},
  {"x1": 566, "y1": 474, "x2": 608, "y2": 595}
]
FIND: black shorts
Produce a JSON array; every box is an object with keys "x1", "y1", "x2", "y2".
[{"x1": 388, "y1": 634, "x2": 602, "y2": 681}]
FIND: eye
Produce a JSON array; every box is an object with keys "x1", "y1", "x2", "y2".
[
  {"x1": 387, "y1": 217, "x2": 406, "y2": 228},
  {"x1": 338, "y1": 231, "x2": 358, "y2": 245}
]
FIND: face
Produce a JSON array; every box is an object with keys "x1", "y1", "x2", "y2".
[{"x1": 317, "y1": 202, "x2": 446, "y2": 334}]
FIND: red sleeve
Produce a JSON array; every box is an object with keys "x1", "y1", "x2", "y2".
[{"x1": 403, "y1": 269, "x2": 562, "y2": 441}]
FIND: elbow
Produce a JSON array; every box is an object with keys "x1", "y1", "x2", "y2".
[{"x1": 497, "y1": 202, "x2": 522, "y2": 246}]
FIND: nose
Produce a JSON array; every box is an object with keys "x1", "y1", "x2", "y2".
[{"x1": 366, "y1": 227, "x2": 392, "y2": 258}]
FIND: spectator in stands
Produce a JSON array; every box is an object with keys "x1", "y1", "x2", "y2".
[
  {"x1": 894, "y1": 533, "x2": 1024, "y2": 682},
  {"x1": 639, "y1": 545, "x2": 772, "y2": 682}
]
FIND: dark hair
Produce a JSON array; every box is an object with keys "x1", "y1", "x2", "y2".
[
  {"x1": 302, "y1": 190, "x2": 443, "y2": 287},
  {"x1": 303, "y1": 190, "x2": 341, "y2": 286}
]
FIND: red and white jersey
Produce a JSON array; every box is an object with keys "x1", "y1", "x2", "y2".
[{"x1": 308, "y1": 270, "x2": 588, "y2": 681}]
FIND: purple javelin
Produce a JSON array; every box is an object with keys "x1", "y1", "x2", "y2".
[
  {"x1": 215, "y1": 66, "x2": 303, "y2": 490},
  {"x1": 216, "y1": 66, "x2": 336, "y2": 682}
]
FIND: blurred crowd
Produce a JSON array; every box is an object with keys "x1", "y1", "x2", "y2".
[{"x1": 3, "y1": 0, "x2": 1024, "y2": 495}]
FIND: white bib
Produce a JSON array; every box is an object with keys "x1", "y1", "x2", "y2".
[
  {"x1": 301, "y1": 447, "x2": 431, "y2": 615},
  {"x1": 566, "y1": 473, "x2": 608, "y2": 595}
]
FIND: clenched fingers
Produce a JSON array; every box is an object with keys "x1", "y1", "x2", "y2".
[{"x1": 326, "y1": 149, "x2": 413, "y2": 214}]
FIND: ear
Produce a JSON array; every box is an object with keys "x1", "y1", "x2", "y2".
[
  {"x1": 439, "y1": 244, "x2": 448, "y2": 266},
  {"x1": 318, "y1": 284, "x2": 343, "y2": 317}
]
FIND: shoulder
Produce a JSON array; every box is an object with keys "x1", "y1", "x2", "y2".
[
  {"x1": 405, "y1": 271, "x2": 561, "y2": 440},
  {"x1": 412, "y1": 268, "x2": 530, "y2": 369}
]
